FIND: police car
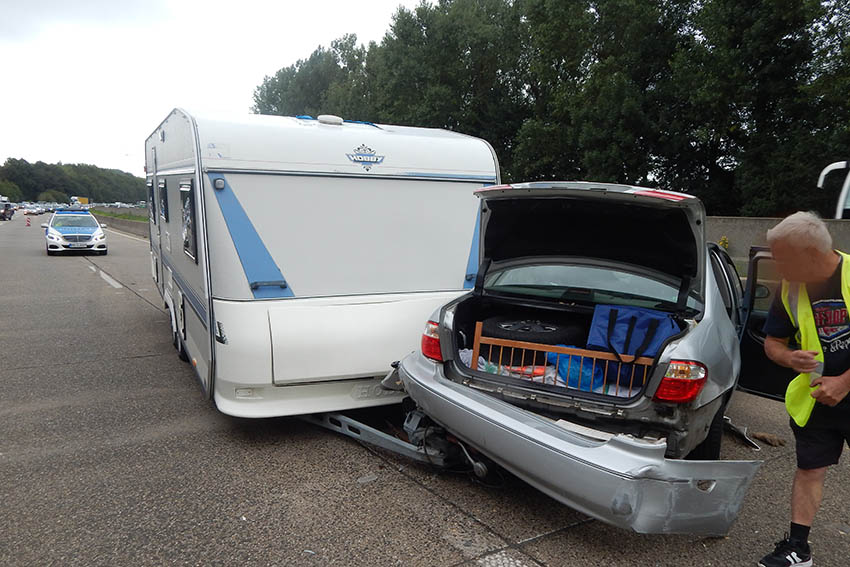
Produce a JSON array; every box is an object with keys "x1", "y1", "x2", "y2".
[{"x1": 42, "y1": 209, "x2": 108, "y2": 256}]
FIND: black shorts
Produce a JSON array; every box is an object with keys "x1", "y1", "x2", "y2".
[{"x1": 790, "y1": 418, "x2": 850, "y2": 470}]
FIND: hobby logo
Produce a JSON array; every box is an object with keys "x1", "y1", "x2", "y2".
[{"x1": 346, "y1": 144, "x2": 385, "y2": 171}]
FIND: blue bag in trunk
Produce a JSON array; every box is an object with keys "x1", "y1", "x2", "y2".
[{"x1": 587, "y1": 305, "x2": 680, "y2": 387}]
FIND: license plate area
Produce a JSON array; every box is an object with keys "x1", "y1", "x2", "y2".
[{"x1": 68, "y1": 242, "x2": 87, "y2": 248}]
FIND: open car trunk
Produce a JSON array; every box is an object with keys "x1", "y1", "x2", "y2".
[
  {"x1": 450, "y1": 294, "x2": 687, "y2": 403},
  {"x1": 449, "y1": 182, "x2": 705, "y2": 405}
]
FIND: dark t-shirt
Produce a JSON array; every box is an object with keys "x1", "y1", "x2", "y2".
[{"x1": 763, "y1": 256, "x2": 850, "y2": 424}]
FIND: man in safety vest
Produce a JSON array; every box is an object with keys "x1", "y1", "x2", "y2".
[{"x1": 758, "y1": 211, "x2": 850, "y2": 567}]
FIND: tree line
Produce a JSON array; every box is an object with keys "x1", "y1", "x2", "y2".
[
  {"x1": 252, "y1": 0, "x2": 850, "y2": 217},
  {"x1": 0, "y1": 158, "x2": 146, "y2": 204}
]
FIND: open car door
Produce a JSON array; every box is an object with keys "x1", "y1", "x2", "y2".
[{"x1": 737, "y1": 246, "x2": 797, "y2": 399}]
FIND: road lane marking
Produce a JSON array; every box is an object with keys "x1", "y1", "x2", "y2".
[
  {"x1": 99, "y1": 271, "x2": 123, "y2": 289},
  {"x1": 88, "y1": 265, "x2": 97, "y2": 272},
  {"x1": 104, "y1": 228, "x2": 148, "y2": 244}
]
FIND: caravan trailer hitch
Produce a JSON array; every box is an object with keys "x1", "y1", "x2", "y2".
[{"x1": 301, "y1": 411, "x2": 458, "y2": 468}]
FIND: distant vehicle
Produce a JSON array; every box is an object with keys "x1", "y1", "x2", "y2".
[
  {"x1": 146, "y1": 109, "x2": 499, "y2": 417},
  {"x1": 70, "y1": 196, "x2": 89, "y2": 205},
  {"x1": 42, "y1": 209, "x2": 108, "y2": 255},
  {"x1": 0, "y1": 202, "x2": 13, "y2": 220}
]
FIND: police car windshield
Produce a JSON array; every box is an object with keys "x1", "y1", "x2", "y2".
[{"x1": 51, "y1": 215, "x2": 99, "y2": 228}]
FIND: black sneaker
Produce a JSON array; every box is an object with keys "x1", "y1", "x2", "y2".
[{"x1": 758, "y1": 534, "x2": 812, "y2": 566}]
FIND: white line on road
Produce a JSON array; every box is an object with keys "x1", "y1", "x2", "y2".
[
  {"x1": 104, "y1": 228, "x2": 148, "y2": 244},
  {"x1": 88, "y1": 265, "x2": 97, "y2": 272},
  {"x1": 99, "y1": 271, "x2": 123, "y2": 289}
]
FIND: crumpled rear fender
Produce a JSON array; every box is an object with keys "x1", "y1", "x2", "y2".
[{"x1": 400, "y1": 351, "x2": 761, "y2": 536}]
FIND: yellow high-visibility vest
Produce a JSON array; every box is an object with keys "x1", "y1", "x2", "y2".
[{"x1": 780, "y1": 250, "x2": 850, "y2": 426}]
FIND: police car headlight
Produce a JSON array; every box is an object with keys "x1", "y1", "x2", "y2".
[{"x1": 92, "y1": 231, "x2": 105, "y2": 241}]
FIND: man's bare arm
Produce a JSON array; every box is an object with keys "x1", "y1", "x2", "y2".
[{"x1": 764, "y1": 335, "x2": 820, "y2": 374}]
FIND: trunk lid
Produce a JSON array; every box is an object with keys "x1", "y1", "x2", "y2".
[{"x1": 474, "y1": 182, "x2": 706, "y2": 306}]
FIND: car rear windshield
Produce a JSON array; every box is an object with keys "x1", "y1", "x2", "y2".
[
  {"x1": 484, "y1": 264, "x2": 701, "y2": 311},
  {"x1": 51, "y1": 215, "x2": 99, "y2": 228}
]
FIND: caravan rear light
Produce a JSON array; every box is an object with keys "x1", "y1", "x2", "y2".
[
  {"x1": 654, "y1": 360, "x2": 707, "y2": 403},
  {"x1": 421, "y1": 320, "x2": 443, "y2": 362}
]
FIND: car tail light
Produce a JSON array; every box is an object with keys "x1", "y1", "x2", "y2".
[
  {"x1": 421, "y1": 320, "x2": 443, "y2": 362},
  {"x1": 654, "y1": 360, "x2": 707, "y2": 403}
]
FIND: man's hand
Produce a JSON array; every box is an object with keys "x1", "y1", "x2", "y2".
[
  {"x1": 785, "y1": 349, "x2": 820, "y2": 374},
  {"x1": 764, "y1": 337, "x2": 820, "y2": 373},
  {"x1": 811, "y1": 373, "x2": 850, "y2": 407}
]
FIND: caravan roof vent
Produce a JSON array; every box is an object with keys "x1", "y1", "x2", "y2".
[{"x1": 317, "y1": 114, "x2": 344, "y2": 126}]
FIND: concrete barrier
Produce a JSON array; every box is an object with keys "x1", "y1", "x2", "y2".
[
  {"x1": 705, "y1": 216, "x2": 850, "y2": 263},
  {"x1": 92, "y1": 213, "x2": 149, "y2": 240}
]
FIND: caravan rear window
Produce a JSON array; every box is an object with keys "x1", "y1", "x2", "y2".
[{"x1": 180, "y1": 180, "x2": 197, "y2": 262}]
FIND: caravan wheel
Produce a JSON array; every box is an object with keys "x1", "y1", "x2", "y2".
[{"x1": 172, "y1": 330, "x2": 190, "y2": 362}]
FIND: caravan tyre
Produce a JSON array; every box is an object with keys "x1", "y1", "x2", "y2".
[
  {"x1": 172, "y1": 329, "x2": 190, "y2": 362},
  {"x1": 177, "y1": 335, "x2": 190, "y2": 363}
]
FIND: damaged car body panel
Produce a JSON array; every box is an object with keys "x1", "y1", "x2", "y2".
[
  {"x1": 401, "y1": 349, "x2": 762, "y2": 536},
  {"x1": 399, "y1": 181, "x2": 764, "y2": 535}
]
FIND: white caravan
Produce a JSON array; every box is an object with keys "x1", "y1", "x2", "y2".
[{"x1": 144, "y1": 109, "x2": 499, "y2": 418}]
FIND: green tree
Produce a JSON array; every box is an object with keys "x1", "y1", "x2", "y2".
[
  {"x1": 0, "y1": 178, "x2": 23, "y2": 201},
  {"x1": 251, "y1": 0, "x2": 850, "y2": 216},
  {"x1": 0, "y1": 158, "x2": 145, "y2": 203},
  {"x1": 37, "y1": 190, "x2": 70, "y2": 203}
]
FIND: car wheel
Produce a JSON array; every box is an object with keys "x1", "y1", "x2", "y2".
[{"x1": 686, "y1": 406, "x2": 724, "y2": 460}]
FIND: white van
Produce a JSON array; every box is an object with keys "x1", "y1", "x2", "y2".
[{"x1": 145, "y1": 109, "x2": 499, "y2": 418}]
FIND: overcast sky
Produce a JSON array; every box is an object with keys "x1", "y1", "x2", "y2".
[{"x1": 0, "y1": 0, "x2": 419, "y2": 177}]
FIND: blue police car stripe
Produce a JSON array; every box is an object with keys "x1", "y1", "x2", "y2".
[
  {"x1": 463, "y1": 205, "x2": 481, "y2": 289},
  {"x1": 207, "y1": 173, "x2": 294, "y2": 299}
]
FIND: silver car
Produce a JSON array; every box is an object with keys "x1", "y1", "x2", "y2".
[
  {"x1": 399, "y1": 182, "x2": 771, "y2": 536},
  {"x1": 42, "y1": 210, "x2": 108, "y2": 255}
]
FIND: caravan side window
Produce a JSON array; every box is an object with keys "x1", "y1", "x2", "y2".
[
  {"x1": 159, "y1": 179, "x2": 169, "y2": 222},
  {"x1": 180, "y1": 179, "x2": 197, "y2": 262},
  {"x1": 147, "y1": 179, "x2": 157, "y2": 223}
]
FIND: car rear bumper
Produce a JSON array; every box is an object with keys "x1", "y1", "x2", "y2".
[{"x1": 400, "y1": 351, "x2": 761, "y2": 536}]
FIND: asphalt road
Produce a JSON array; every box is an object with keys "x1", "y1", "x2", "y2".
[{"x1": 1, "y1": 214, "x2": 848, "y2": 566}]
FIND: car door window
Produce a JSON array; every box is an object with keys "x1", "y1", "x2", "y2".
[{"x1": 709, "y1": 250, "x2": 734, "y2": 320}]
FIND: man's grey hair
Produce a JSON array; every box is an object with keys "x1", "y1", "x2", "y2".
[{"x1": 766, "y1": 211, "x2": 833, "y2": 253}]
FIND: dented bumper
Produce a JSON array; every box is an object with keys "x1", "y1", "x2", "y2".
[{"x1": 400, "y1": 351, "x2": 762, "y2": 536}]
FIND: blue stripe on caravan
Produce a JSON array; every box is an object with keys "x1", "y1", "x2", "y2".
[
  {"x1": 463, "y1": 204, "x2": 481, "y2": 289},
  {"x1": 207, "y1": 173, "x2": 294, "y2": 299}
]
